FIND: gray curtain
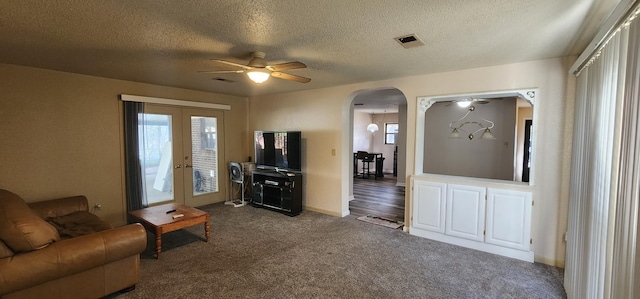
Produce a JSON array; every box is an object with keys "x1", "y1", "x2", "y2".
[{"x1": 124, "y1": 101, "x2": 147, "y2": 212}]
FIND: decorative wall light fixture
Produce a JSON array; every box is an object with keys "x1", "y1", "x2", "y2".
[{"x1": 449, "y1": 105, "x2": 496, "y2": 140}]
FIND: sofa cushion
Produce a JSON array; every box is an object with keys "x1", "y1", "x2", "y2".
[
  {"x1": 0, "y1": 190, "x2": 60, "y2": 252},
  {"x1": 0, "y1": 239, "x2": 14, "y2": 258},
  {"x1": 28, "y1": 195, "x2": 89, "y2": 219},
  {"x1": 46, "y1": 211, "x2": 112, "y2": 239}
]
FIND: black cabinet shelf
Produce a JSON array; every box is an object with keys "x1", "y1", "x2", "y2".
[{"x1": 251, "y1": 170, "x2": 302, "y2": 216}]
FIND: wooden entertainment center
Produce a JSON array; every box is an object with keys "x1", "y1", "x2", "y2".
[{"x1": 251, "y1": 169, "x2": 303, "y2": 216}]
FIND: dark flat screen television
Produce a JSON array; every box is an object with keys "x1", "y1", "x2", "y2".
[{"x1": 254, "y1": 131, "x2": 302, "y2": 173}]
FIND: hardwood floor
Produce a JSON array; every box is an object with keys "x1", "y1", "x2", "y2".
[{"x1": 349, "y1": 174, "x2": 405, "y2": 223}]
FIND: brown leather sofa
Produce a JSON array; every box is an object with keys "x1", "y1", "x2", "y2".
[{"x1": 0, "y1": 190, "x2": 147, "y2": 299}]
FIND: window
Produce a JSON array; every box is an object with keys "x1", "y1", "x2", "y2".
[
  {"x1": 385, "y1": 123, "x2": 398, "y2": 144},
  {"x1": 200, "y1": 117, "x2": 217, "y2": 150}
]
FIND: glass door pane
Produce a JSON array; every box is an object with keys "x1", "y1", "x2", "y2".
[
  {"x1": 190, "y1": 116, "x2": 218, "y2": 196},
  {"x1": 183, "y1": 108, "x2": 225, "y2": 207},
  {"x1": 140, "y1": 113, "x2": 175, "y2": 204}
]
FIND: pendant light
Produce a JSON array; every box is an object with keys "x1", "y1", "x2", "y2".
[{"x1": 367, "y1": 112, "x2": 379, "y2": 133}]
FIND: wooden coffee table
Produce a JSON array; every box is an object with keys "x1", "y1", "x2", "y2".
[{"x1": 128, "y1": 203, "x2": 210, "y2": 259}]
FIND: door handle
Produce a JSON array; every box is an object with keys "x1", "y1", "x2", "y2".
[
  {"x1": 175, "y1": 164, "x2": 182, "y2": 169},
  {"x1": 185, "y1": 164, "x2": 193, "y2": 168}
]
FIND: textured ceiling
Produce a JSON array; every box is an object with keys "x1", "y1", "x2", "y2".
[{"x1": 0, "y1": 0, "x2": 618, "y2": 99}]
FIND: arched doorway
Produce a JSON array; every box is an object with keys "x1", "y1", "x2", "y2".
[{"x1": 341, "y1": 87, "x2": 408, "y2": 224}]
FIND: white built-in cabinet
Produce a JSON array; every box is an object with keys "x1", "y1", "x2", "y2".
[
  {"x1": 485, "y1": 188, "x2": 532, "y2": 252},
  {"x1": 412, "y1": 181, "x2": 446, "y2": 233},
  {"x1": 446, "y1": 184, "x2": 486, "y2": 242},
  {"x1": 410, "y1": 177, "x2": 533, "y2": 262}
]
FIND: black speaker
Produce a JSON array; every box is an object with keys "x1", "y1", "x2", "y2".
[{"x1": 229, "y1": 162, "x2": 243, "y2": 183}]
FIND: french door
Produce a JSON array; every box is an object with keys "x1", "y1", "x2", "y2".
[{"x1": 140, "y1": 105, "x2": 226, "y2": 207}]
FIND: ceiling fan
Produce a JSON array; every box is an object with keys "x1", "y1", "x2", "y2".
[
  {"x1": 445, "y1": 98, "x2": 495, "y2": 107},
  {"x1": 199, "y1": 51, "x2": 311, "y2": 84}
]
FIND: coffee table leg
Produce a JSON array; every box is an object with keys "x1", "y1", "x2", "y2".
[
  {"x1": 155, "y1": 228, "x2": 162, "y2": 259},
  {"x1": 204, "y1": 218, "x2": 210, "y2": 242}
]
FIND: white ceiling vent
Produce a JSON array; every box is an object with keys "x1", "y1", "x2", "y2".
[{"x1": 394, "y1": 34, "x2": 425, "y2": 49}]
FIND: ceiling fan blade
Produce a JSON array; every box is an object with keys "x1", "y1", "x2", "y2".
[
  {"x1": 210, "y1": 59, "x2": 252, "y2": 70},
  {"x1": 198, "y1": 70, "x2": 244, "y2": 74},
  {"x1": 266, "y1": 61, "x2": 307, "y2": 71},
  {"x1": 271, "y1": 71, "x2": 311, "y2": 83}
]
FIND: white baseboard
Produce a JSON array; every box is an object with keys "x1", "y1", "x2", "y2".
[
  {"x1": 396, "y1": 182, "x2": 406, "y2": 187},
  {"x1": 410, "y1": 227, "x2": 534, "y2": 263}
]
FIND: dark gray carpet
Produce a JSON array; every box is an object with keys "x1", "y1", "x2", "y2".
[{"x1": 108, "y1": 202, "x2": 566, "y2": 299}]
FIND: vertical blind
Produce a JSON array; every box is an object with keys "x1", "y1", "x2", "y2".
[{"x1": 565, "y1": 4, "x2": 640, "y2": 299}]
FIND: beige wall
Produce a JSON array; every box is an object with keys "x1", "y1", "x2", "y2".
[
  {"x1": 0, "y1": 64, "x2": 248, "y2": 226},
  {"x1": 248, "y1": 57, "x2": 576, "y2": 266},
  {"x1": 248, "y1": 88, "x2": 344, "y2": 215},
  {"x1": 353, "y1": 111, "x2": 371, "y2": 152}
]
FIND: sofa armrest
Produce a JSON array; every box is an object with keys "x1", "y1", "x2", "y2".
[
  {"x1": 0, "y1": 223, "x2": 146, "y2": 295},
  {"x1": 28, "y1": 195, "x2": 89, "y2": 219}
]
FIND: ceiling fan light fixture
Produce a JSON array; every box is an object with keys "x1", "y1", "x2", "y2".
[
  {"x1": 247, "y1": 52, "x2": 268, "y2": 68},
  {"x1": 247, "y1": 71, "x2": 270, "y2": 83},
  {"x1": 203, "y1": 51, "x2": 310, "y2": 84}
]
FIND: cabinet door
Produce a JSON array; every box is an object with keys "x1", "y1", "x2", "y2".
[
  {"x1": 486, "y1": 189, "x2": 532, "y2": 251},
  {"x1": 252, "y1": 183, "x2": 263, "y2": 205},
  {"x1": 412, "y1": 181, "x2": 446, "y2": 233},
  {"x1": 446, "y1": 184, "x2": 485, "y2": 242},
  {"x1": 280, "y1": 188, "x2": 292, "y2": 211}
]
